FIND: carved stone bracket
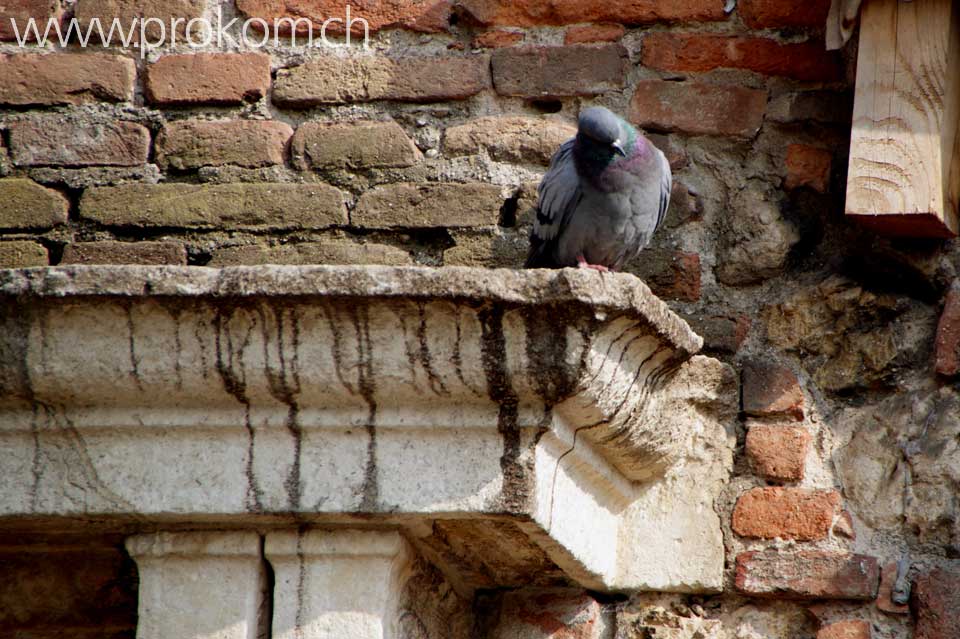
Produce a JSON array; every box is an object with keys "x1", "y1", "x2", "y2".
[{"x1": 0, "y1": 265, "x2": 736, "y2": 595}]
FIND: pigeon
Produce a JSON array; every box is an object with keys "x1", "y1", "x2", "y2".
[{"x1": 525, "y1": 106, "x2": 672, "y2": 272}]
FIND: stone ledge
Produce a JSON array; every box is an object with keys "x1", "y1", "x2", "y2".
[{"x1": 0, "y1": 265, "x2": 732, "y2": 593}]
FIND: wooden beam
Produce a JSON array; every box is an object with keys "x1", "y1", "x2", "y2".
[{"x1": 846, "y1": 0, "x2": 960, "y2": 238}]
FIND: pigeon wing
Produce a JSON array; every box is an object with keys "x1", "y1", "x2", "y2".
[
  {"x1": 653, "y1": 148, "x2": 672, "y2": 233},
  {"x1": 525, "y1": 139, "x2": 582, "y2": 268}
]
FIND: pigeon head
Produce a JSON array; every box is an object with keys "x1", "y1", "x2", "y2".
[
  {"x1": 573, "y1": 106, "x2": 639, "y2": 183},
  {"x1": 577, "y1": 107, "x2": 630, "y2": 157}
]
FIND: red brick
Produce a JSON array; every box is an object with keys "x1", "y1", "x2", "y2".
[
  {"x1": 458, "y1": 0, "x2": 727, "y2": 27},
  {"x1": 8, "y1": 117, "x2": 149, "y2": 168},
  {"x1": 742, "y1": 358, "x2": 804, "y2": 420},
  {"x1": 472, "y1": 29, "x2": 524, "y2": 47},
  {"x1": 641, "y1": 33, "x2": 843, "y2": 82},
  {"x1": 156, "y1": 120, "x2": 293, "y2": 170},
  {"x1": 739, "y1": 0, "x2": 831, "y2": 30},
  {"x1": 685, "y1": 313, "x2": 750, "y2": 354},
  {"x1": 75, "y1": 0, "x2": 204, "y2": 41},
  {"x1": 817, "y1": 620, "x2": 871, "y2": 639},
  {"x1": 237, "y1": 0, "x2": 450, "y2": 35},
  {"x1": 564, "y1": 23, "x2": 626, "y2": 45},
  {"x1": 628, "y1": 249, "x2": 701, "y2": 301},
  {"x1": 491, "y1": 589, "x2": 603, "y2": 639},
  {"x1": 745, "y1": 423, "x2": 810, "y2": 482},
  {"x1": 935, "y1": 281, "x2": 960, "y2": 376},
  {"x1": 146, "y1": 53, "x2": 270, "y2": 106},
  {"x1": 786, "y1": 144, "x2": 832, "y2": 193},
  {"x1": 876, "y1": 562, "x2": 909, "y2": 615},
  {"x1": 912, "y1": 567, "x2": 960, "y2": 639},
  {"x1": 629, "y1": 80, "x2": 767, "y2": 138},
  {"x1": 0, "y1": 0, "x2": 62, "y2": 41},
  {"x1": 273, "y1": 55, "x2": 489, "y2": 106},
  {"x1": 354, "y1": 183, "x2": 504, "y2": 228},
  {"x1": 0, "y1": 53, "x2": 134, "y2": 106},
  {"x1": 492, "y1": 45, "x2": 627, "y2": 98},
  {"x1": 732, "y1": 487, "x2": 840, "y2": 540},
  {"x1": 61, "y1": 241, "x2": 187, "y2": 265},
  {"x1": 293, "y1": 120, "x2": 420, "y2": 170},
  {"x1": 735, "y1": 551, "x2": 880, "y2": 600}
]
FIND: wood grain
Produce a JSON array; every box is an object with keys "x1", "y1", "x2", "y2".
[{"x1": 846, "y1": 0, "x2": 960, "y2": 237}]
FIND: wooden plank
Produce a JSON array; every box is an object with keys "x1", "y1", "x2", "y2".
[{"x1": 846, "y1": 0, "x2": 960, "y2": 238}]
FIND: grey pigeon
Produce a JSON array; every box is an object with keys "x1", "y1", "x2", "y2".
[{"x1": 525, "y1": 106, "x2": 671, "y2": 272}]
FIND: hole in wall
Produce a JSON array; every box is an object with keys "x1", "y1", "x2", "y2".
[{"x1": 528, "y1": 99, "x2": 563, "y2": 114}]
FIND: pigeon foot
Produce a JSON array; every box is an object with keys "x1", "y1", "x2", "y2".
[{"x1": 576, "y1": 255, "x2": 610, "y2": 272}]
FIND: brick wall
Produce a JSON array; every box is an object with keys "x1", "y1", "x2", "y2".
[{"x1": 2, "y1": 0, "x2": 959, "y2": 637}]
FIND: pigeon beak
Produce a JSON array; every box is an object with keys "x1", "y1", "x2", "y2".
[{"x1": 612, "y1": 140, "x2": 627, "y2": 157}]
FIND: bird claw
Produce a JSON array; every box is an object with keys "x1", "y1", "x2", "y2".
[{"x1": 576, "y1": 256, "x2": 610, "y2": 272}]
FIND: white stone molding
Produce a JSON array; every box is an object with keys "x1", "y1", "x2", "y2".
[
  {"x1": 125, "y1": 531, "x2": 266, "y2": 639},
  {"x1": 265, "y1": 529, "x2": 412, "y2": 639},
  {"x1": 0, "y1": 265, "x2": 736, "y2": 592}
]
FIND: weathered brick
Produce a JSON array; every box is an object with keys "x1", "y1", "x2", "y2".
[
  {"x1": 768, "y1": 91, "x2": 853, "y2": 125},
  {"x1": 642, "y1": 33, "x2": 843, "y2": 82},
  {"x1": 934, "y1": 280, "x2": 960, "y2": 376},
  {"x1": 156, "y1": 120, "x2": 293, "y2": 170},
  {"x1": 876, "y1": 562, "x2": 910, "y2": 615},
  {"x1": 0, "y1": 178, "x2": 69, "y2": 229},
  {"x1": 491, "y1": 45, "x2": 627, "y2": 97},
  {"x1": 745, "y1": 422, "x2": 810, "y2": 482},
  {"x1": 817, "y1": 620, "x2": 871, "y2": 639},
  {"x1": 0, "y1": 53, "x2": 135, "y2": 106},
  {"x1": 742, "y1": 358, "x2": 804, "y2": 420},
  {"x1": 61, "y1": 241, "x2": 187, "y2": 265},
  {"x1": 489, "y1": 589, "x2": 604, "y2": 639},
  {"x1": 732, "y1": 487, "x2": 840, "y2": 540},
  {"x1": 630, "y1": 80, "x2": 767, "y2": 138},
  {"x1": 292, "y1": 120, "x2": 420, "y2": 170},
  {"x1": 0, "y1": 240, "x2": 48, "y2": 267},
  {"x1": 9, "y1": 117, "x2": 149, "y2": 168},
  {"x1": 735, "y1": 551, "x2": 880, "y2": 600},
  {"x1": 913, "y1": 567, "x2": 960, "y2": 639},
  {"x1": 209, "y1": 240, "x2": 413, "y2": 266},
  {"x1": 237, "y1": 0, "x2": 451, "y2": 34},
  {"x1": 80, "y1": 183, "x2": 347, "y2": 230},
  {"x1": 0, "y1": 0, "x2": 62, "y2": 41},
  {"x1": 472, "y1": 29, "x2": 524, "y2": 48},
  {"x1": 146, "y1": 53, "x2": 270, "y2": 106},
  {"x1": 458, "y1": 0, "x2": 727, "y2": 26},
  {"x1": 685, "y1": 313, "x2": 751, "y2": 354},
  {"x1": 444, "y1": 228, "x2": 528, "y2": 267},
  {"x1": 444, "y1": 116, "x2": 575, "y2": 165},
  {"x1": 564, "y1": 23, "x2": 626, "y2": 44},
  {"x1": 833, "y1": 510, "x2": 855, "y2": 539},
  {"x1": 627, "y1": 249, "x2": 701, "y2": 301},
  {"x1": 353, "y1": 183, "x2": 504, "y2": 228},
  {"x1": 786, "y1": 144, "x2": 832, "y2": 193},
  {"x1": 75, "y1": 0, "x2": 204, "y2": 41},
  {"x1": 273, "y1": 55, "x2": 489, "y2": 107},
  {"x1": 739, "y1": 0, "x2": 831, "y2": 30}
]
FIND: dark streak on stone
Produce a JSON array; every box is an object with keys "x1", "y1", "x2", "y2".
[
  {"x1": 295, "y1": 526, "x2": 307, "y2": 639},
  {"x1": 349, "y1": 301, "x2": 380, "y2": 512},
  {"x1": 120, "y1": 300, "x2": 145, "y2": 393},
  {"x1": 214, "y1": 304, "x2": 264, "y2": 513},
  {"x1": 417, "y1": 302, "x2": 450, "y2": 396},
  {"x1": 478, "y1": 304, "x2": 528, "y2": 514},
  {"x1": 260, "y1": 302, "x2": 303, "y2": 511}
]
